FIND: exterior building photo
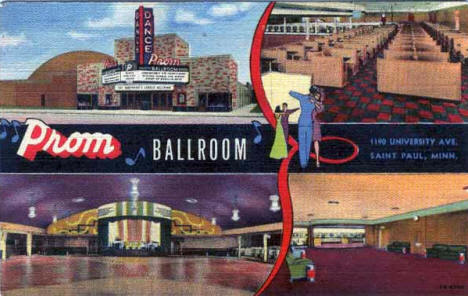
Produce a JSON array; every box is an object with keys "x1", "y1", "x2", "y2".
[{"x1": 0, "y1": 7, "x2": 253, "y2": 112}]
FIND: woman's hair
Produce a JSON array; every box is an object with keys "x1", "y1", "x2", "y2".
[
  {"x1": 309, "y1": 85, "x2": 320, "y2": 95},
  {"x1": 275, "y1": 105, "x2": 282, "y2": 113}
]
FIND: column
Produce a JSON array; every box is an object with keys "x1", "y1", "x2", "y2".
[
  {"x1": 26, "y1": 232, "x2": 32, "y2": 256},
  {"x1": 0, "y1": 231, "x2": 6, "y2": 260},
  {"x1": 455, "y1": 10, "x2": 460, "y2": 31},
  {"x1": 308, "y1": 226, "x2": 314, "y2": 247},
  {"x1": 237, "y1": 235, "x2": 242, "y2": 259},
  {"x1": 283, "y1": 17, "x2": 287, "y2": 33},
  {"x1": 263, "y1": 234, "x2": 270, "y2": 263},
  {"x1": 305, "y1": 17, "x2": 310, "y2": 40}
]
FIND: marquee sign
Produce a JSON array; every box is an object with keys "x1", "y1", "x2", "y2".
[
  {"x1": 102, "y1": 65, "x2": 190, "y2": 85},
  {"x1": 135, "y1": 6, "x2": 154, "y2": 65},
  {"x1": 115, "y1": 84, "x2": 174, "y2": 91}
]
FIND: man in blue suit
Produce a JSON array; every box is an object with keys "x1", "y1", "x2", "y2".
[{"x1": 289, "y1": 86, "x2": 320, "y2": 168}]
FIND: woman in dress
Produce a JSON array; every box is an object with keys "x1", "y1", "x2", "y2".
[
  {"x1": 280, "y1": 102, "x2": 299, "y2": 144},
  {"x1": 269, "y1": 105, "x2": 288, "y2": 159},
  {"x1": 311, "y1": 87, "x2": 325, "y2": 167}
]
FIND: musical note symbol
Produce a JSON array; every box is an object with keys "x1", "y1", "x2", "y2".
[
  {"x1": 125, "y1": 147, "x2": 146, "y2": 166},
  {"x1": 11, "y1": 120, "x2": 21, "y2": 143},
  {"x1": 0, "y1": 119, "x2": 9, "y2": 140},
  {"x1": 251, "y1": 120, "x2": 262, "y2": 144}
]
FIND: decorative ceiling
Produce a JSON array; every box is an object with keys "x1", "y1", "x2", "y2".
[{"x1": 0, "y1": 174, "x2": 281, "y2": 230}]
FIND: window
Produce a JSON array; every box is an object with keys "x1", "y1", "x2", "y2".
[
  {"x1": 177, "y1": 93, "x2": 186, "y2": 104},
  {"x1": 168, "y1": 94, "x2": 173, "y2": 107}
]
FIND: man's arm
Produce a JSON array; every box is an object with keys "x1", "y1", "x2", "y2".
[
  {"x1": 289, "y1": 91, "x2": 308, "y2": 102},
  {"x1": 286, "y1": 108, "x2": 300, "y2": 115}
]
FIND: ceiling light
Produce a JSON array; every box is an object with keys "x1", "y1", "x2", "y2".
[
  {"x1": 328, "y1": 200, "x2": 339, "y2": 205},
  {"x1": 129, "y1": 178, "x2": 140, "y2": 202},
  {"x1": 211, "y1": 217, "x2": 217, "y2": 225},
  {"x1": 185, "y1": 198, "x2": 198, "y2": 204},
  {"x1": 413, "y1": 216, "x2": 419, "y2": 221},
  {"x1": 231, "y1": 208, "x2": 240, "y2": 221},
  {"x1": 72, "y1": 197, "x2": 85, "y2": 203},
  {"x1": 28, "y1": 206, "x2": 36, "y2": 219},
  {"x1": 269, "y1": 195, "x2": 281, "y2": 212}
]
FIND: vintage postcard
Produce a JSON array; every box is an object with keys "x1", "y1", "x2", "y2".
[{"x1": 1, "y1": 1, "x2": 468, "y2": 296}]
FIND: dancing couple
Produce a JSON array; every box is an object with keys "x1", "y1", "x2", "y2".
[{"x1": 270, "y1": 77, "x2": 324, "y2": 168}]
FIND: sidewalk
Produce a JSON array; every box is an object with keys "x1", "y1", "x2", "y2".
[{"x1": 1, "y1": 104, "x2": 268, "y2": 124}]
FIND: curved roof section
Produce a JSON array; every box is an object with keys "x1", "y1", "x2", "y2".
[{"x1": 28, "y1": 50, "x2": 113, "y2": 81}]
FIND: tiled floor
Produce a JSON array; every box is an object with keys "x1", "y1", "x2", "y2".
[
  {"x1": 264, "y1": 247, "x2": 468, "y2": 295},
  {"x1": 1, "y1": 256, "x2": 272, "y2": 295},
  {"x1": 321, "y1": 59, "x2": 468, "y2": 123}
]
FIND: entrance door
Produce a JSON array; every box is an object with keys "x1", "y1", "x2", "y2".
[
  {"x1": 137, "y1": 93, "x2": 151, "y2": 110},
  {"x1": 199, "y1": 94, "x2": 207, "y2": 112},
  {"x1": 91, "y1": 95, "x2": 98, "y2": 109},
  {"x1": 152, "y1": 92, "x2": 173, "y2": 110},
  {"x1": 6, "y1": 233, "x2": 27, "y2": 257}
]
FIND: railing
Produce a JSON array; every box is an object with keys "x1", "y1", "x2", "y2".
[{"x1": 265, "y1": 22, "x2": 386, "y2": 35}]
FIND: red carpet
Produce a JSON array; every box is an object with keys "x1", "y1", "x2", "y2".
[{"x1": 263, "y1": 247, "x2": 468, "y2": 295}]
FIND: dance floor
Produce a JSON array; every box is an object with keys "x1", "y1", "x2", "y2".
[
  {"x1": 264, "y1": 247, "x2": 468, "y2": 296},
  {"x1": 1, "y1": 256, "x2": 272, "y2": 295}
]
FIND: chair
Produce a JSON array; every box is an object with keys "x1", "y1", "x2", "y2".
[{"x1": 285, "y1": 251, "x2": 314, "y2": 282}]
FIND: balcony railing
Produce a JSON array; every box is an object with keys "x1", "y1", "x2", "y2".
[{"x1": 265, "y1": 22, "x2": 386, "y2": 35}]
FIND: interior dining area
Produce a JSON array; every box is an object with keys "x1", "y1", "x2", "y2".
[
  {"x1": 261, "y1": 1, "x2": 468, "y2": 123},
  {"x1": 264, "y1": 173, "x2": 468, "y2": 295}
]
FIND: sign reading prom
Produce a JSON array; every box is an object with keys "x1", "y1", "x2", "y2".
[
  {"x1": 135, "y1": 6, "x2": 154, "y2": 65},
  {"x1": 16, "y1": 119, "x2": 122, "y2": 161}
]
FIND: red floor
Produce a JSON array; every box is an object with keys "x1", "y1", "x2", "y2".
[
  {"x1": 0, "y1": 256, "x2": 271, "y2": 293},
  {"x1": 264, "y1": 247, "x2": 468, "y2": 295}
]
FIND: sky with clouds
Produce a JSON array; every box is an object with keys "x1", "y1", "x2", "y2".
[{"x1": 0, "y1": 2, "x2": 268, "y2": 82}]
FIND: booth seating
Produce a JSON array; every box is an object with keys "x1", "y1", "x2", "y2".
[
  {"x1": 286, "y1": 251, "x2": 315, "y2": 282},
  {"x1": 261, "y1": 24, "x2": 396, "y2": 88},
  {"x1": 422, "y1": 22, "x2": 468, "y2": 62},
  {"x1": 387, "y1": 241, "x2": 411, "y2": 254},
  {"x1": 426, "y1": 244, "x2": 467, "y2": 261},
  {"x1": 377, "y1": 23, "x2": 461, "y2": 101}
]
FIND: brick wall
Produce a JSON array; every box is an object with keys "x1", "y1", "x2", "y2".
[
  {"x1": 115, "y1": 34, "x2": 190, "y2": 64},
  {"x1": 178, "y1": 55, "x2": 237, "y2": 108}
]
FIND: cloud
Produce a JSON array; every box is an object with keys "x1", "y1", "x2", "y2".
[
  {"x1": 174, "y1": 9, "x2": 213, "y2": 25},
  {"x1": 86, "y1": 3, "x2": 168, "y2": 29},
  {"x1": 0, "y1": 32, "x2": 27, "y2": 47},
  {"x1": 208, "y1": 3, "x2": 254, "y2": 17},
  {"x1": 66, "y1": 31, "x2": 97, "y2": 41}
]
